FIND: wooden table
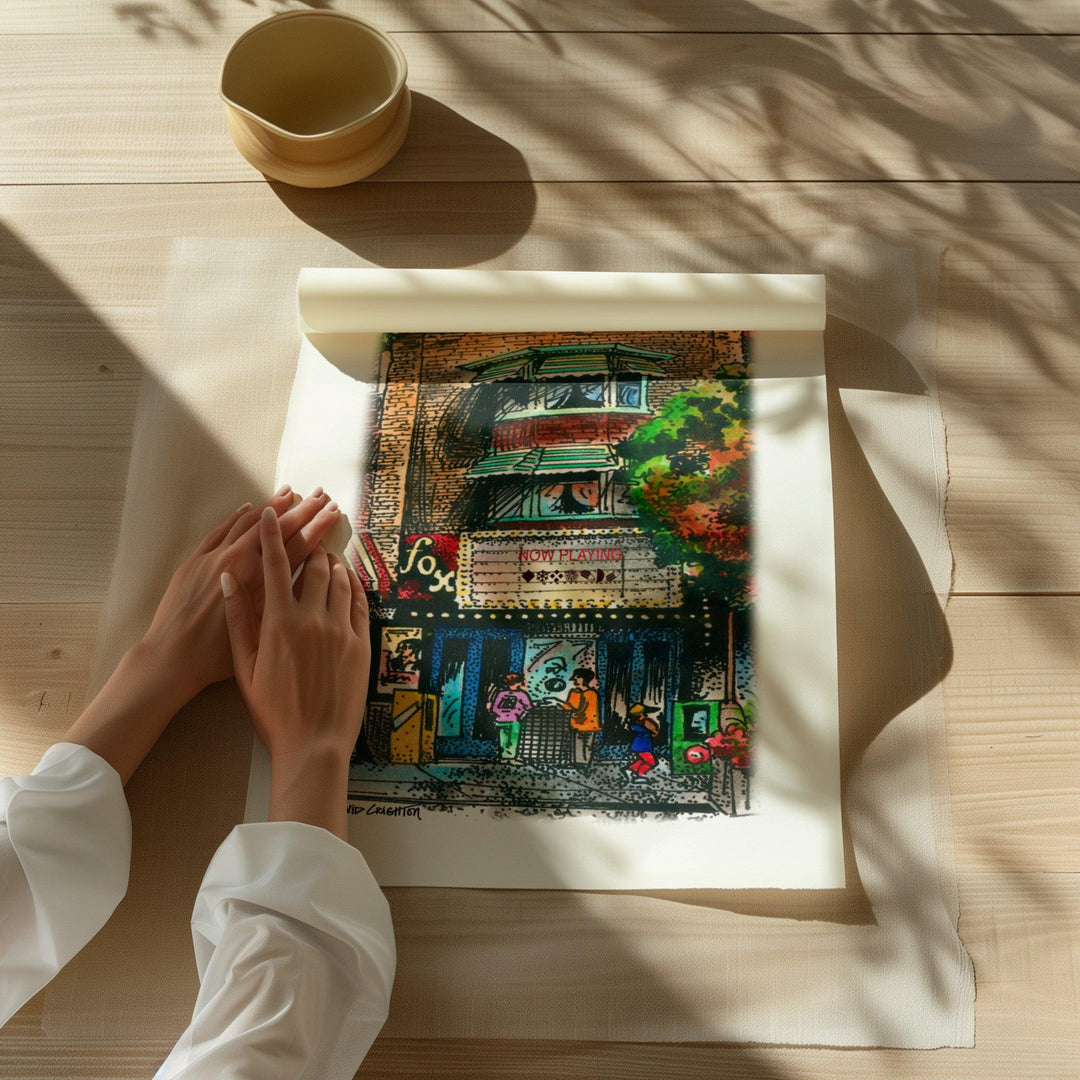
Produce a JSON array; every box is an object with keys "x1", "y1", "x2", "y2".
[{"x1": 1, "y1": 2, "x2": 1078, "y2": 1076}]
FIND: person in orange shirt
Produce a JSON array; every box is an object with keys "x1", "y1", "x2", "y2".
[{"x1": 557, "y1": 667, "x2": 601, "y2": 766}]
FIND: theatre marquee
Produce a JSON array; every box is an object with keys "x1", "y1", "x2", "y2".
[{"x1": 456, "y1": 528, "x2": 682, "y2": 610}]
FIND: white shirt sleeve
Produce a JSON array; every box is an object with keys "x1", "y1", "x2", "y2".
[
  {"x1": 0, "y1": 742, "x2": 132, "y2": 1026},
  {"x1": 154, "y1": 821, "x2": 396, "y2": 1080}
]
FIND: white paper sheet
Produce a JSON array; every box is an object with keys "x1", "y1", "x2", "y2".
[{"x1": 248, "y1": 270, "x2": 842, "y2": 890}]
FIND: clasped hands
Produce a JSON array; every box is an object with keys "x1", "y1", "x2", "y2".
[{"x1": 65, "y1": 488, "x2": 371, "y2": 838}]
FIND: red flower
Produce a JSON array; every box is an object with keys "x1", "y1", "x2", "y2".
[
  {"x1": 731, "y1": 748, "x2": 754, "y2": 770},
  {"x1": 704, "y1": 730, "x2": 747, "y2": 761},
  {"x1": 684, "y1": 744, "x2": 710, "y2": 766}
]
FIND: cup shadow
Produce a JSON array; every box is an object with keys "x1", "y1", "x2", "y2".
[{"x1": 269, "y1": 93, "x2": 537, "y2": 268}]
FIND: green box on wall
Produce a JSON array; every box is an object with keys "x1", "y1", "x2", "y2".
[{"x1": 671, "y1": 700, "x2": 721, "y2": 775}]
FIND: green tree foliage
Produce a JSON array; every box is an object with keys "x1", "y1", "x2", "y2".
[{"x1": 619, "y1": 380, "x2": 752, "y2": 608}]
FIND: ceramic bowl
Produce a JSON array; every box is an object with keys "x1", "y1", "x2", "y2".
[{"x1": 220, "y1": 10, "x2": 410, "y2": 188}]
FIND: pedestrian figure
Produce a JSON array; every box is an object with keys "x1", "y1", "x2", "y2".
[
  {"x1": 556, "y1": 668, "x2": 601, "y2": 766},
  {"x1": 490, "y1": 673, "x2": 531, "y2": 764},
  {"x1": 624, "y1": 703, "x2": 662, "y2": 784}
]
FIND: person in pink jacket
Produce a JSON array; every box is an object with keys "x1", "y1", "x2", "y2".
[
  {"x1": 490, "y1": 672, "x2": 532, "y2": 763},
  {"x1": 0, "y1": 489, "x2": 396, "y2": 1079}
]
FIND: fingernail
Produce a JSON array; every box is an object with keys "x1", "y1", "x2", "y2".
[
  {"x1": 261, "y1": 505, "x2": 275, "y2": 523},
  {"x1": 236, "y1": 501, "x2": 252, "y2": 514},
  {"x1": 220, "y1": 572, "x2": 236, "y2": 598},
  {"x1": 326, "y1": 500, "x2": 338, "y2": 513},
  {"x1": 275, "y1": 483, "x2": 291, "y2": 497},
  {"x1": 311, "y1": 485, "x2": 324, "y2": 498}
]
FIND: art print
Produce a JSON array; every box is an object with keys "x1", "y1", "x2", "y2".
[{"x1": 344, "y1": 330, "x2": 756, "y2": 817}]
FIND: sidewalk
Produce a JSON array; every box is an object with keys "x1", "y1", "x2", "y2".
[{"x1": 347, "y1": 757, "x2": 726, "y2": 815}]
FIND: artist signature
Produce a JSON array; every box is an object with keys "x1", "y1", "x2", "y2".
[{"x1": 348, "y1": 803, "x2": 422, "y2": 820}]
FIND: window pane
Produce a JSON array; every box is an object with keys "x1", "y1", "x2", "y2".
[
  {"x1": 609, "y1": 480, "x2": 637, "y2": 516},
  {"x1": 539, "y1": 482, "x2": 599, "y2": 516},
  {"x1": 490, "y1": 484, "x2": 525, "y2": 521},
  {"x1": 616, "y1": 375, "x2": 642, "y2": 407},
  {"x1": 545, "y1": 380, "x2": 605, "y2": 409},
  {"x1": 545, "y1": 383, "x2": 574, "y2": 409}
]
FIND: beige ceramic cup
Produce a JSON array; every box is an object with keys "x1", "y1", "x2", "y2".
[{"x1": 220, "y1": 10, "x2": 410, "y2": 187}]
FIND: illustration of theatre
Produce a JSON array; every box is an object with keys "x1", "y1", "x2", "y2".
[{"x1": 347, "y1": 331, "x2": 749, "y2": 785}]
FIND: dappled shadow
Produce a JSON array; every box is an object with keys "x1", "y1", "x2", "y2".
[
  {"x1": 7, "y1": 0, "x2": 1078, "y2": 1065},
  {"x1": 106, "y1": 0, "x2": 1080, "y2": 36},
  {"x1": 114, "y1": 0, "x2": 333, "y2": 45}
]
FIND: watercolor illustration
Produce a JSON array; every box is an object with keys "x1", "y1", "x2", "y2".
[{"x1": 345, "y1": 331, "x2": 755, "y2": 817}]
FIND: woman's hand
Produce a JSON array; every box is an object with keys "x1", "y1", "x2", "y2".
[
  {"x1": 222, "y1": 507, "x2": 371, "y2": 840},
  {"x1": 63, "y1": 489, "x2": 343, "y2": 785},
  {"x1": 142, "y1": 488, "x2": 343, "y2": 703}
]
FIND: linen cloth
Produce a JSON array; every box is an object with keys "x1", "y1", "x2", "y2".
[
  {"x1": 44, "y1": 235, "x2": 972, "y2": 1047},
  {"x1": 1, "y1": 743, "x2": 395, "y2": 1076}
]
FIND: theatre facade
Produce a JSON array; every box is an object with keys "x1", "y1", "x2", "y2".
[{"x1": 346, "y1": 330, "x2": 751, "y2": 776}]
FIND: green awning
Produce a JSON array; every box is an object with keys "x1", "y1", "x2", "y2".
[
  {"x1": 463, "y1": 343, "x2": 671, "y2": 383},
  {"x1": 533, "y1": 445, "x2": 619, "y2": 472},
  {"x1": 534, "y1": 354, "x2": 612, "y2": 377},
  {"x1": 466, "y1": 444, "x2": 619, "y2": 479},
  {"x1": 460, "y1": 350, "x2": 532, "y2": 382},
  {"x1": 466, "y1": 447, "x2": 541, "y2": 478}
]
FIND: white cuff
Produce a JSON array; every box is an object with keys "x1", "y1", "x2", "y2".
[
  {"x1": 0, "y1": 743, "x2": 131, "y2": 1025},
  {"x1": 155, "y1": 821, "x2": 395, "y2": 1079}
]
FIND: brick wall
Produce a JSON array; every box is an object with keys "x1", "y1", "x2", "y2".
[
  {"x1": 492, "y1": 411, "x2": 649, "y2": 451},
  {"x1": 365, "y1": 341, "x2": 420, "y2": 573},
  {"x1": 382, "y1": 331, "x2": 749, "y2": 532}
]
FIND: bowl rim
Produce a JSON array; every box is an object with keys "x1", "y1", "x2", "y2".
[
  {"x1": 226, "y1": 85, "x2": 412, "y2": 187},
  {"x1": 219, "y1": 9, "x2": 409, "y2": 142}
]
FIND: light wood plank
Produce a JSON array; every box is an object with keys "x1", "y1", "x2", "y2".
[
  {"x1": 1, "y1": 34, "x2": 1078, "y2": 183},
  {"x1": 0, "y1": 501, "x2": 128, "y2": 603},
  {"x1": 0, "y1": 872, "x2": 1073, "y2": 1077},
  {"x1": 944, "y1": 596, "x2": 1080, "y2": 873},
  {"x1": 2, "y1": 182, "x2": 1078, "y2": 597},
  {"x1": 8, "y1": 0, "x2": 1080, "y2": 35},
  {"x1": 0, "y1": 604, "x2": 97, "y2": 775}
]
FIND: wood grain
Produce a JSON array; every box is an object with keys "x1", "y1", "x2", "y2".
[
  {"x1": 0, "y1": 870, "x2": 1074, "y2": 1077},
  {"x1": 1, "y1": 0, "x2": 1078, "y2": 1072},
  {"x1": 1, "y1": 33, "x2": 1078, "y2": 183},
  {"x1": 0, "y1": 604, "x2": 97, "y2": 774},
  {"x1": 944, "y1": 596, "x2": 1080, "y2": 873},
  {"x1": 7, "y1": 0, "x2": 1080, "y2": 36},
  {"x1": 2, "y1": 182, "x2": 1078, "y2": 598}
]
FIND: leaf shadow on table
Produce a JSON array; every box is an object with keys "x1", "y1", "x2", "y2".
[
  {"x1": 269, "y1": 93, "x2": 537, "y2": 268},
  {"x1": 108, "y1": 0, "x2": 1076, "y2": 36},
  {"x1": 10, "y1": 0, "x2": 1080, "y2": 1068},
  {"x1": 113, "y1": 0, "x2": 334, "y2": 45}
]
